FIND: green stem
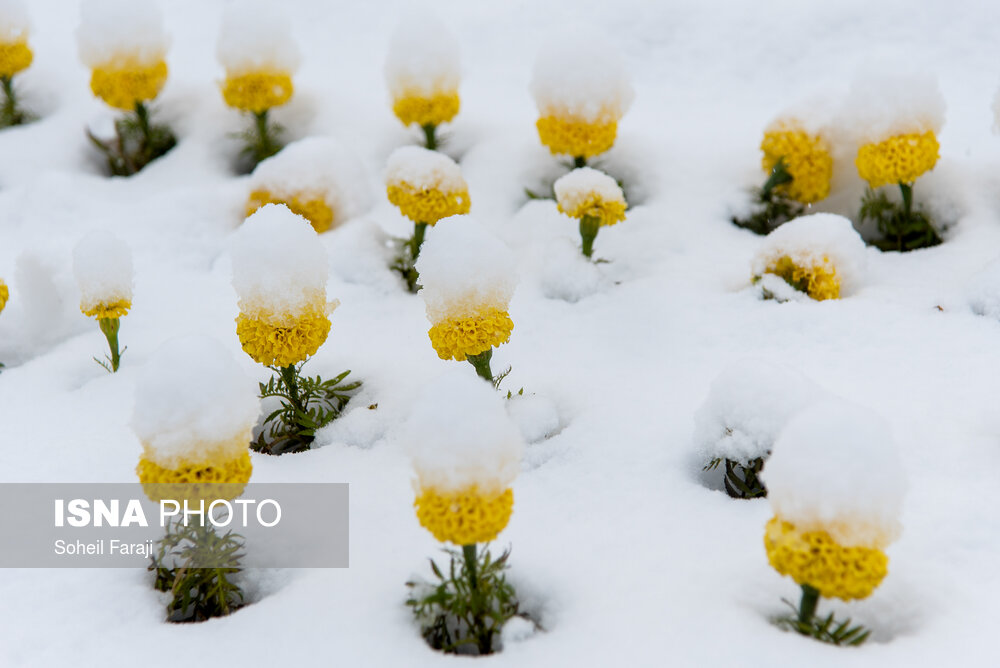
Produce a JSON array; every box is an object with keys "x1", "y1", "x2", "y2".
[
  {"x1": 252, "y1": 109, "x2": 278, "y2": 161},
  {"x1": 573, "y1": 155, "x2": 586, "y2": 169},
  {"x1": 411, "y1": 221, "x2": 428, "y2": 262},
  {"x1": 798, "y1": 584, "x2": 820, "y2": 626},
  {"x1": 1, "y1": 75, "x2": 18, "y2": 124},
  {"x1": 467, "y1": 349, "x2": 494, "y2": 383},
  {"x1": 762, "y1": 157, "x2": 794, "y2": 198},
  {"x1": 462, "y1": 543, "x2": 492, "y2": 654},
  {"x1": 422, "y1": 123, "x2": 438, "y2": 151},
  {"x1": 898, "y1": 182, "x2": 914, "y2": 252},
  {"x1": 279, "y1": 364, "x2": 309, "y2": 432},
  {"x1": 98, "y1": 317, "x2": 122, "y2": 372},
  {"x1": 580, "y1": 214, "x2": 600, "y2": 258}
]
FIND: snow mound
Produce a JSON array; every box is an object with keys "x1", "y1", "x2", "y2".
[
  {"x1": 693, "y1": 358, "x2": 825, "y2": 464},
  {"x1": 384, "y1": 10, "x2": 459, "y2": 98},
  {"x1": 216, "y1": 0, "x2": 300, "y2": 75},
  {"x1": 554, "y1": 167, "x2": 625, "y2": 214},
  {"x1": 539, "y1": 237, "x2": 605, "y2": 302},
  {"x1": 530, "y1": 28, "x2": 633, "y2": 122},
  {"x1": 506, "y1": 392, "x2": 560, "y2": 443},
  {"x1": 839, "y1": 67, "x2": 945, "y2": 145},
  {"x1": 762, "y1": 399, "x2": 907, "y2": 548},
  {"x1": 415, "y1": 215, "x2": 518, "y2": 322},
  {"x1": 766, "y1": 95, "x2": 838, "y2": 138},
  {"x1": 968, "y1": 257, "x2": 1000, "y2": 318},
  {"x1": 404, "y1": 367, "x2": 523, "y2": 493},
  {"x1": 0, "y1": 0, "x2": 30, "y2": 42},
  {"x1": 131, "y1": 336, "x2": 259, "y2": 466},
  {"x1": 77, "y1": 0, "x2": 169, "y2": 68},
  {"x1": 72, "y1": 230, "x2": 133, "y2": 313},
  {"x1": 385, "y1": 145, "x2": 466, "y2": 192}
]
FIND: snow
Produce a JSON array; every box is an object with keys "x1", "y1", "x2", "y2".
[
  {"x1": 762, "y1": 399, "x2": 907, "y2": 549},
  {"x1": 216, "y1": 0, "x2": 301, "y2": 76},
  {"x1": 403, "y1": 367, "x2": 523, "y2": 493},
  {"x1": 71, "y1": 229, "x2": 133, "y2": 313},
  {"x1": 838, "y1": 67, "x2": 946, "y2": 145},
  {"x1": 553, "y1": 166, "x2": 626, "y2": 215},
  {"x1": 131, "y1": 336, "x2": 259, "y2": 467},
  {"x1": 384, "y1": 10, "x2": 460, "y2": 98},
  {"x1": 384, "y1": 145, "x2": 466, "y2": 192},
  {"x1": 76, "y1": 0, "x2": 169, "y2": 68},
  {"x1": 0, "y1": 0, "x2": 29, "y2": 42}
]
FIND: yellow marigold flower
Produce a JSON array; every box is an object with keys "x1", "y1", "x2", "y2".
[
  {"x1": 90, "y1": 60, "x2": 168, "y2": 111},
  {"x1": 236, "y1": 304, "x2": 332, "y2": 368},
  {"x1": 222, "y1": 71, "x2": 293, "y2": 113},
  {"x1": 81, "y1": 298, "x2": 131, "y2": 319},
  {"x1": 137, "y1": 447, "x2": 252, "y2": 505},
  {"x1": 247, "y1": 189, "x2": 334, "y2": 234},
  {"x1": 764, "y1": 517, "x2": 888, "y2": 601},
  {"x1": 0, "y1": 279, "x2": 8, "y2": 314},
  {"x1": 392, "y1": 90, "x2": 460, "y2": 128},
  {"x1": 556, "y1": 191, "x2": 626, "y2": 227},
  {"x1": 554, "y1": 166, "x2": 627, "y2": 226},
  {"x1": 856, "y1": 131, "x2": 939, "y2": 189},
  {"x1": 386, "y1": 183, "x2": 469, "y2": 225},
  {"x1": 764, "y1": 255, "x2": 840, "y2": 301},
  {"x1": 428, "y1": 307, "x2": 513, "y2": 362},
  {"x1": 760, "y1": 123, "x2": 833, "y2": 204},
  {"x1": 0, "y1": 40, "x2": 32, "y2": 78},
  {"x1": 415, "y1": 486, "x2": 513, "y2": 545},
  {"x1": 536, "y1": 115, "x2": 618, "y2": 160}
]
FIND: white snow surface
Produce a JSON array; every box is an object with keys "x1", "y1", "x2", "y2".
[
  {"x1": 762, "y1": 399, "x2": 907, "y2": 549},
  {"x1": 3, "y1": 0, "x2": 1000, "y2": 666},
  {"x1": 693, "y1": 358, "x2": 825, "y2": 464},
  {"x1": 131, "y1": 336, "x2": 259, "y2": 467},
  {"x1": 554, "y1": 166, "x2": 626, "y2": 215},
  {"x1": 0, "y1": 0, "x2": 29, "y2": 42},
  {"x1": 384, "y1": 10, "x2": 460, "y2": 98},
  {"x1": 384, "y1": 144, "x2": 466, "y2": 192},
  {"x1": 403, "y1": 367, "x2": 523, "y2": 493},
  {"x1": 838, "y1": 66, "x2": 946, "y2": 145},
  {"x1": 71, "y1": 228, "x2": 134, "y2": 312},
  {"x1": 415, "y1": 214, "x2": 517, "y2": 322},
  {"x1": 76, "y1": 0, "x2": 169, "y2": 68},
  {"x1": 216, "y1": 0, "x2": 300, "y2": 76}
]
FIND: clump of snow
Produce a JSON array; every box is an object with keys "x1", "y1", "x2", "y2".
[
  {"x1": 506, "y1": 392, "x2": 560, "y2": 443},
  {"x1": 693, "y1": 358, "x2": 825, "y2": 464},
  {"x1": 404, "y1": 367, "x2": 523, "y2": 493},
  {"x1": 751, "y1": 213, "x2": 868, "y2": 296},
  {"x1": 762, "y1": 399, "x2": 907, "y2": 548},
  {"x1": 231, "y1": 203, "x2": 330, "y2": 316},
  {"x1": 76, "y1": 0, "x2": 169, "y2": 68},
  {"x1": 765, "y1": 95, "x2": 838, "y2": 138},
  {"x1": 0, "y1": 0, "x2": 30, "y2": 42},
  {"x1": 554, "y1": 167, "x2": 625, "y2": 215},
  {"x1": 131, "y1": 336, "x2": 259, "y2": 467},
  {"x1": 530, "y1": 28, "x2": 633, "y2": 122},
  {"x1": 71, "y1": 230, "x2": 133, "y2": 313},
  {"x1": 385, "y1": 146, "x2": 466, "y2": 193},
  {"x1": 249, "y1": 137, "x2": 372, "y2": 224},
  {"x1": 838, "y1": 67, "x2": 945, "y2": 145},
  {"x1": 539, "y1": 237, "x2": 605, "y2": 302},
  {"x1": 216, "y1": 0, "x2": 301, "y2": 76},
  {"x1": 968, "y1": 257, "x2": 1000, "y2": 318},
  {"x1": 415, "y1": 215, "x2": 518, "y2": 322},
  {"x1": 384, "y1": 10, "x2": 459, "y2": 97}
]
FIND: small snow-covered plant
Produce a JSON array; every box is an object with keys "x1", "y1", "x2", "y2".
[
  {"x1": 530, "y1": 30, "x2": 633, "y2": 169},
  {"x1": 554, "y1": 167, "x2": 626, "y2": 259},
  {"x1": 405, "y1": 369, "x2": 525, "y2": 655},
  {"x1": 751, "y1": 214, "x2": 866, "y2": 302},
  {"x1": 72, "y1": 230, "x2": 133, "y2": 373},
  {"x1": 217, "y1": 0, "x2": 301, "y2": 171},
  {"x1": 0, "y1": 0, "x2": 34, "y2": 128},
  {"x1": 733, "y1": 119, "x2": 833, "y2": 235},
  {"x1": 847, "y1": 72, "x2": 944, "y2": 251},
  {"x1": 694, "y1": 359, "x2": 823, "y2": 499},
  {"x1": 77, "y1": 0, "x2": 176, "y2": 175},
  {"x1": 231, "y1": 204, "x2": 360, "y2": 455},
  {"x1": 416, "y1": 216, "x2": 517, "y2": 386},
  {"x1": 761, "y1": 399, "x2": 906, "y2": 645},
  {"x1": 132, "y1": 336, "x2": 257, "y2": 622},
  {"x1": 385, "y1": 146, "x2": 470, "y2": 292},
  {"x1": 385, "y1": 13, "x2": 460, "y2": 151}
]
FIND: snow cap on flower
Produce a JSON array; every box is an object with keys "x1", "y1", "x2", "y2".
[
  {"x1": 840, "y1": 68, "x2": 944, "y2": 145},
  {"x1": 76, "y1": 0, "x2": 169, "y2": 68},
  {"x1": 405, "y1": 367, "x2": 523, "y2": 494},
  {"x1": 131, "y1": 336, "x2": 258, "y2": 469},
  {"x1": 415, "y1": 215, "x2": 517, "y2": 324},
  {"x1": 216, "y1": 0, "x2": 300, "y2": 76},
  {"x1": 693, "y1": 359, "x2": 824, "y2": 464},
  {"x1": 554, "y1": 167, "x2": 627, "y2": 226},
  {"x1": 247, "y1": 137, "x2": 372, "y2": 233},
  {"x1": 762, "y1": 399, "x2": 907, "y2": 548},
  {"x1": 385, "y1": 146, "x2": 470, "y2": 224},
  {"x1": 0, "y1": 0, "x2": 30, "y2": 43},
  {"x1": 385, "y1": 11, "x2": 459, "y2": 100},
  {"x1": 72, "y1": 229, "x2": 133, "y2": 318}
]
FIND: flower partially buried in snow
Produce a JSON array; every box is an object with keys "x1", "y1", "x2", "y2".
[
  {"x1": 554, "y1": 167, "x2": 626, "y2": 258},
  {"x1": 72, "y1": 229, "x2": 133, "y2": 319},
  {"x1": 856, "y1": 131, "x2": 939, "y2": 190},
  {"x1": 0, "y1": 0, "x2": 32, "y2": 78},
  {"x1": 405, "y1": 369, "x2": 523, "y2": 544},
  {"x1": 385, "y1": 146, "x2": 470, "y2": 224},
  {"x1": 530, "y1": 30, "x2": 633, "y2": 161},
  {"x1": 751, "y1": 214, "x2": 866, "y2": 302},
  {"x1": 132, "y1": 336, "x2": 258, "y2": 503},
  {"x1": 416, "y1": 216, "x2": 517, "y2": 365},
  {"x1": 77, "y1": 0, "x2": 170, "y2": 111},
  {"x1": 231, "y1": 204, "x2": 336, "y2": 368},
  {"x1": 0, "y1": 277, "x2": 8, "y2": 313},
  {"x1": 761, "y1": 399, "x2": 906, "y2": 601},
  {"x1": 246, "y1": 137, "x2": 372, "y2": 234},
  {"x1": 216, "y1": 0, "x2": 300, "y2": 114},
  {"x1": 384, "y1": 13, "x2": 460, "y2": 131},
  {"x1": 760, "y1": 119, "x2": 833, "y2": 205}
]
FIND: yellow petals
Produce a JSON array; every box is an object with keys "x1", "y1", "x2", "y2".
[
  {"x1": 415, "y1": 486, "x2": 513, "y2": 545},
  {"x1": 764, "y1": 517, "x2": 888, "y2": 601},
  {"x1": 536, "y1": 115, "x2": 618, "y2": 159},
  {"x1": 557, "y1": 192, "x2": 627, "y2": 227},
  {"x1": 386, "y1": 182, "x2": 470, "y2": 225},
  {"x1": 392, "y1": 90, "x2": 460, "y2": 128},
  {"x1": 761, "y1": 125, "x2": 833, "y2": 204},
  {"x1": 0, "y1": 40, "x2": 32, "y2": 78},
  {"x1": 222, "y1": 71, "x2": 293, "y2": 113},
  {"x1": 90, "y1": 60, "x2": 168, "y2": 111},
  {"x1": 82, "y1": 299, "x2": 131, "y2": 319},
  {"x1": 247, "y1": 189, "x2": 335, "y2": 234},
  {"x1": 428, "y1": 307, "x2": 513, "y2": 361},
  {"x1": 137, "y1": 449, "x2": 252, "y2": 505},
  {"x1": 763, "y1": 255, "x2": 840, "y2": 301},
  {"x1": 856, "y1": 131, "x2": 939, "y2": 189},
  {"x1": 236, "y1": 306, "x2": 331, "y2": 367},
  {"x1": 0, "y1": 279, "x2": 8, "y2": 314}
]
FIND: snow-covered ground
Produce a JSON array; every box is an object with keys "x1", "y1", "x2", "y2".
[{"x1": 2, "y1": 0, "x2": 1000, "y2": 665}]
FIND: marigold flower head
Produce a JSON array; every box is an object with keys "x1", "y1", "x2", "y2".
[
  {"x1": 235, "y1": 300, "x2": 333, "y2": 367},
  {"x1": 855, "y1": 131, "x2": 939, "y2": 189},
  {"x1": 763, "y1": 255, "x2": 839, "y2": 301},
  {"x1": 0, "y1": 278, "x2": 8, "y2": 314},
  {"x1": 385, "y1": 13, "x2": 460, "y2": 128},
  {"x1": 415, "y1": 486, "x2": 513, "y2": 545},
  {"x1": 0, "y1": 39, "x2": 31, "y2": 78},
  {"x1": 138, "y1": 447, "x2": 252, "y2": 505},
  {"x1": 385, "y1": 146, "x2": 469, "y2": 224},
  {"x1": 221, "y1": 71, "x2": 293, "y2": 113},
  {"x1": 427, "y1": 307, "x2": 513, "y2": 362},
  {"x1": 554, "y1": 167, "x2": 627, "y2": 226},
  {"x1": 89, "y1": 59, "x2": 167, "y2": 110},
  {"x1": 392, "y1": 91, "x2": 460, "y2": 128},
  {"x1": 760, "y1": 120, "x2": 833, "y2": 204},
  {"x1": 536, "y1": 115, "x2": 618, "y2": 160},
  {"x1": 72, "y1": 230, "x2": 134, "y2": 321}
]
